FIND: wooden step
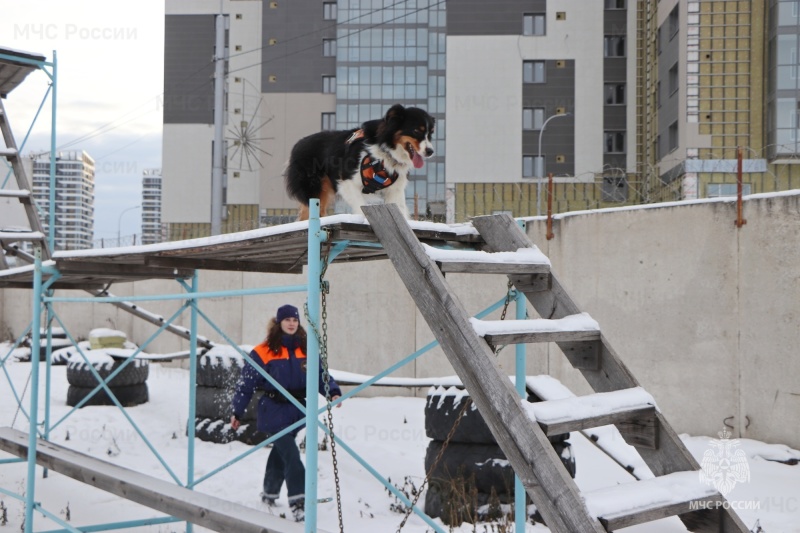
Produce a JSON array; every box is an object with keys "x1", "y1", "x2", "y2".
[
  {"x1": 524, "y1": 387, "x2": 658, "y2": 447},
  {"x1": 470, "y1": 313, "x2": 600, "y2": 345},
  {"x1": 0, "y1": 147, "x2": 18, "y2": 160},
  {"x1": 0, "y1": 230, "x2": 45, "y2": 243},
  {"x1": 584, "y1": 470, "x2": 723, "y2": 530},
  {"x1": 0, "y1": 189, "x2": 30, "y2": 199},
  {"x1": 423, "y1": 243, "x2": 550, "y2": 274}
]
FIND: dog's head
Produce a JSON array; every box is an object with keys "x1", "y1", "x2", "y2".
[{"x1": 376, "y1": 104, "x2": 435, "y2": 169}]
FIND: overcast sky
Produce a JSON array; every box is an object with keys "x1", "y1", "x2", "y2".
[{"x1": 2, "y1": 0, "x2": 165, "y2": 242}]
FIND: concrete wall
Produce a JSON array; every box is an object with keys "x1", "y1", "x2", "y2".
[{"x1": 2, "y1": 192, "x2": 798, "y2": 448}]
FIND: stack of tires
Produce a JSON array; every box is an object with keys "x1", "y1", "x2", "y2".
[
  {"x1": 66, "y1": 355, "x2": 150, "y2": 407},
  {"x1": 193, "y1": 351, "x2": 267, "y2": 445},
  {"x1": 423, "y1": 388, "x2": 575, "y2": 526}
]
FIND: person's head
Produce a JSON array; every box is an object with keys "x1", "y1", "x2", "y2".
[
  {"x1": 276, "y1": 304, "x2": 300, "y2": 335},
  {"x1": 266, "y1": 304, "x2": 306, "y2": 352}
]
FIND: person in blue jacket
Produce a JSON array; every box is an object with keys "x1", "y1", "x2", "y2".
[{"x1": 230, "y1": 304, "x2": 342, "y2": 522}]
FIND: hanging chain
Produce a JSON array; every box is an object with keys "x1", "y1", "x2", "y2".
[
  {"x1": 396, "y1": 396, "x2": 473, "y2": 532},
  {"x1": 494, "y1": 280, "x2": 516, "y2": 355}
]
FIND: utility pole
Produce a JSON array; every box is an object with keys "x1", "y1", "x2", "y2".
[{"x1": 210, "y1": 13, "x2": 227, "y2": 235}]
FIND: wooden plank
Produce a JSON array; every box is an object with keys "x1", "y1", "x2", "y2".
[
  {"x1": 57, "y1": 261, "x2": 194, "y2": 279},
  {"x1": 599, "y1": 496, "x2": 723, "y2": 531},
  {"x1": 436, "y1": 261, "x2": 549, "y2": 275},
  {"x1": 471, "y1": 214, "x2": 750, "y2": 533},
  {"x1": 484, "y1": 329, "x2": 599, "y2": 347},
  {"x1": 144, "y1": 256, "x2": 302, "y2": 274},
  {"x1": 0, "y1": 427, "x2": 312, "y2": 533},
  {"x1": 363, "y1": 204, "x2": 606, "y2": 533},
  {"x1": 538, "y1": 406, "x2": 656, "y2": 440}
]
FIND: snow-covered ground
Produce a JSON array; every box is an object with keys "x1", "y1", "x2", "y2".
[{"x1": 0, "y1": 345, "x2": 798, "y2": 532}]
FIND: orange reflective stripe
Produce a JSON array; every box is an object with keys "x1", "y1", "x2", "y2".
[{"x1": 253, "y1": 344, "x2": 306, "y2": 365}]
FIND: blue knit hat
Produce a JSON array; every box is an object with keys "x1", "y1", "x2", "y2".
[{"x1": 277, "y1": 304, "x2": 300, "y2": 323}]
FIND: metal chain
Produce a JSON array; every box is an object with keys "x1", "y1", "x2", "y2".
[
  {"x1": 494, "y1": 280, "x2": 515, "y2": 355},
  {"x1": 396, "y1": 397, "x2": 473, "y2": 532}
]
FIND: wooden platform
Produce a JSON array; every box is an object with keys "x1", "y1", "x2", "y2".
[
  {"x1": 0, "y1": 427, "x2": 316, "y2": 533},
  {"x1": 0, "y1": 216, "x2": 482, "y2": 290}
]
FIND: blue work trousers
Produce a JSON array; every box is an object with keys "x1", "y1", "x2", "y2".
[{"x1": 263, "y1": 432, "x2": 305, "y2": 505}]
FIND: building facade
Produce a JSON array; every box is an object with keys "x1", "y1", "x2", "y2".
[
  {"x1": 30, "y1": 150, "x2": 95, "y2": 251},
  {"x1": 141, "y1": 168, "x2": 165, "y2": 245},
  {"x1": 162, "y1": 0, "x2": 800, "y2": 231}
]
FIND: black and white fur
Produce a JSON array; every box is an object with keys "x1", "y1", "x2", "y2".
[{"x1": 285, "y1": 104, "x2": 435, "y2": 220}]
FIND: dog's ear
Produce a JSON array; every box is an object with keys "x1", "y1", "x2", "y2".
[{"x1": 384, "y1": 104, "x2": 405, "y2": 126}]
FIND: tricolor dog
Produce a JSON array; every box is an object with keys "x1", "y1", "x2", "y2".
[{"x1": 285, "y1": 104, "x2": 435, "y2": 220}]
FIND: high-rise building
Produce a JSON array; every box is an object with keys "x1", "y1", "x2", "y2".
[
  {"x1": 30, "y1": 150, "x2": 95, "y2": 250},
  {"x1": 162, "y1": 1, "x2": 800, "y2": 231},
  {"x1": 141, "y1": 168, "x2": 165, "y2": 245}
]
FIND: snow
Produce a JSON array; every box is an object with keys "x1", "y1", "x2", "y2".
[
  {"x1": 89, "y1": 328, "x2": 128, "y2": 340},
  {"x1": 523, "y1": 387, "x2": 658, "y2": 425},
  {"x1": 470, "y1": 313, "x2": 599, "y2": 336},
  {"x1": 50, "y1": 215, "x2": 479, "y2": 259},
  {"x1": 422, "y1": 244, "x2": 550, "y2": 265},
  {"x1": 583, "y1": 470, "x2": 718, "y2": 520},
  {"x1": 0, "y1": 344, "x2": 798, "y2": 532}
]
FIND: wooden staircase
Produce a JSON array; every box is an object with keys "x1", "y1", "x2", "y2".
[
  {"x1": 363, "y1": 204, "x2": 749, "y2": 533},
  {"x1": 0, "y1": 97, "x2": 50, "y2": 262}
]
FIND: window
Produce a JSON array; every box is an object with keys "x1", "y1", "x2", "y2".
[
  {"x1": 604, "y1": 131, "x2": 626, "y2": 153},
  {"x1": 522, "y1": 156, "x2": 543, "y2": 178},
  {"x1": 604, "y1": 83, "x2": 626, "y2": 105},
  {"x1": 656, "y1": 81, "x2": 661, "y2": 107},
  {"x1": 707, "y1": 183, "x2": 751, "y2": 198},
  {"x1": 668, "y1": 63, "x2": 679, "y2": 95},
  {"x1": 523, "y1": 14, "x2": 546, "y2": 36},
  {"x1": 323, "y1": 2, "x2": 337, "y2": 20},
  {"x1": 322, "y1": 75, "x2": 336, "y2": 93},
  {"x1": 323, "y1": 39, "x2": 336, "y2": 57},
  {"x1": 523, "y1": 61, "x2": 546, "y2": 83},
  {"x1": 523, "y1": 107, "x2": 545, "y2": 130},
  {"x1": 668, "y1": 121, "x2": 678, "y2": 152},
  {"x1": 321, "y1": 112, "x2": 336, "y2": 131},
  {"x1": 604, "y1": 36, "x2": 626, "y2": 57},
  {"x1": 668, "y1": 5, "x2": 679, "y2": 39},
  {"x1": 604, "y1": 0, "x2": 626, "y2": 8}
]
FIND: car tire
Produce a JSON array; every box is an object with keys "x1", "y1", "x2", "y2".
[{"x1": 67, "y1": 383, "x2": 149, "y2": 407}]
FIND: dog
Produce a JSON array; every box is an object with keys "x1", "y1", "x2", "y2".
[{"x1": 285, "y1": 104, "x2": 435, "y2": 220}]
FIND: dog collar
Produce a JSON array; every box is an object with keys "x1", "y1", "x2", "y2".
[{"x1": 360, "y1": 154, "x2": 398, "y2": 193}]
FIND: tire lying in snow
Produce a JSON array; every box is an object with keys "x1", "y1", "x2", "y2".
[
  {"x1": 424, "y1": 441, "x2": 515, "y2": 495},
  {"x1": 425, "y1": 390, "x2": 572, "y2": 447},
  {"x1": 196, "y1": 352, "x2": 247, "y2": 389},
  {"x1": 67, "y1": 383, "x2": 149, "y2": 407},
  {"x1": 194, "y1": 385, "x2": 260, "y2": 421},
  {"x1": 192, "y1": 417, "x2": 270, "y2": 446},
  {"x1": 66, "y1": 358, "x2": 149, "y2": 388}
]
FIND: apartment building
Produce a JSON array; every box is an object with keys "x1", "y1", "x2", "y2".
[
  {"x1": 141, "y1": 168, "x2": 165, "y2": 245},
  {"x1": 30, "y1": 150, "x2": 95, "y2": 250}
]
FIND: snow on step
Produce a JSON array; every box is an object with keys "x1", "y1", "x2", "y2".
[
  {"x1": 0, "y1": 189, "x2": 30, "y2": 198},
  {"x1": 470, "y1": 312, "x2": 599, "y2": 337},
  {"x1": 0, "y1": 230, "x2": 44, "y2": 240},
  {"x1": 423, "y1": 243, "x2": 551, "y2": 273},
  {"x1": 523, "y1": 386, "x2": 657, "y2": 426},
  {"x1": 583, "y1": 470, "x2": 719, "y2": 527}
]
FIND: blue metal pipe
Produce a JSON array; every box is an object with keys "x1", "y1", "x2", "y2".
[
  {"x1": 43, "y1": 284, "x2": 308, "y2": 304},
  {"x1": 48, "y1": 51, "x2": 57, "y2": 253},
  {"x1": 515, "y1": 288, "x2": 528, "y2": 532},
  {"x1": 305, "y1": 199, "x2": 322, "y2": 532},
  {"x1": 25, "y1": 247, "x2": 43, "y2": 533},
  {"x1": 37, "y1": 516, "x2": 181, "y2": 533},
  {"x1": 43, "y1": 302, "x2": 54, "y2": 478},
  {"x1": 186, "y1": 273, "x2": 199, "y2": 533},
  {"x1": 31, "y1": 503, "x2": 82, "y2": 533}
]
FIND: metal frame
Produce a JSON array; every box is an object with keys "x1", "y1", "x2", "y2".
[{"x1": 1, "y1": 200, "x2": 531, "y2": 532}]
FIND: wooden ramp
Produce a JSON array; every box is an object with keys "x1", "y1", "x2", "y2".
[
  {"x1": 0, "y1": 427, "x2": 316, "y2": 533},
  {"x1": 363, "y1": 204, "x2": 749, "y2": 533}
]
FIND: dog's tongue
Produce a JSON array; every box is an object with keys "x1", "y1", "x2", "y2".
[{"x1": 412, "y1": 151, "x2": 424, "y2": 169}]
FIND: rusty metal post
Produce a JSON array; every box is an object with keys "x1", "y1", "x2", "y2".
[
  {"x1": 735, "y1": 146, "x2": 747, "y2": 228},
  {"x1": 546, "y1": 173, "x2": 555, "y2": 240}
]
